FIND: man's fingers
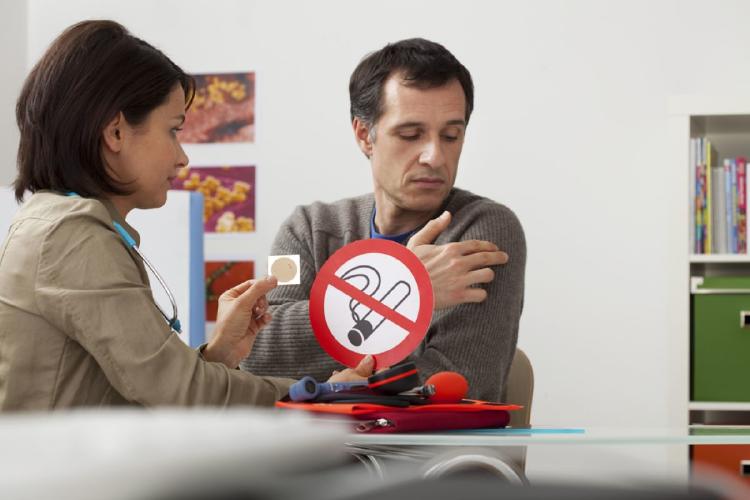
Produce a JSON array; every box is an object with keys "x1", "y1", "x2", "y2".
[
  {"x1": 462, "y1": 250, "x2": 509, "y2": 270},
  {"x1": 452, "y1": 239, "x2": 500, "y2": 256},
  {"x1": 465, "y1": 267, "x2": 495, "y2": 286},
  {"x1": 407, "y1": 211, "x2": 451, "y2": 248},
  {"x1": 460, "y1": 288, "x2": 488, "y2": 304}
]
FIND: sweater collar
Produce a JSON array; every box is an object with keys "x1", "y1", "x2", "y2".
[{"x1": 367, "y1": 188, "x2": 458, "y2": 244}]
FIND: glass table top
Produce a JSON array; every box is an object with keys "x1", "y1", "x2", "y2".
[{"x1": 345, "y1": 425, "x2": 750, "y2": 446}]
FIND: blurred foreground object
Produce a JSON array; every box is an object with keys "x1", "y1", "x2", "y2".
[{"x1": 0, "y1": 408, "x2": 348, "y2": 500}]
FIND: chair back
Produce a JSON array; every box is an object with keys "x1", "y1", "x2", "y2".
[{"x1": 506, "y1": 348, "x2": 533, "y2": 428}]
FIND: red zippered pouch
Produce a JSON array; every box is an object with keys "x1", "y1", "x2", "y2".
[{"x1": 275, "y1": 399, "x2": 521, "y2": 433}]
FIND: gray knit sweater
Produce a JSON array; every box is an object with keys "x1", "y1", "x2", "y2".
[{"x1": 241, "y1": 187, "x2": 526, "y2": 401}]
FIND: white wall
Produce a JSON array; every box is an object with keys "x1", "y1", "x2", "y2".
[
  {"x1": 23, "y1": 0, "x2": 750, "y2": 431},
  {"x1": 0, "y1": 0, "x2": 26, "y2": 186}
]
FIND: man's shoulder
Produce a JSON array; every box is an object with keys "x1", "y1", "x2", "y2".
[
  {"x1": 441, "y1": 187, "x2": 525, "y2": 253},
  {"x1": 301, "y1": 193, "x2": 373, "y2": 215},
  {"x1": 284, "y1": 193, "x2": 373, "y2": 232},
  {"x1": 448, "y1": 188, "x2": 522, "y2": 228}
]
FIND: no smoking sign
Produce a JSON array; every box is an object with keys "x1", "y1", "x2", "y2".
[{"x1": 309, "y1": 239, "x2": 433, "y2": 368}]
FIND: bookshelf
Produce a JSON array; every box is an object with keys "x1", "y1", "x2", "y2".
[
  {"x1": 689, "y1": 402, "x2": 750, "y2": 412},
  {"x1": 671, "y1": 96, "x2": 750, "y2": 429},
  {"x1": 690, "y1": 255, "x2": 750, "y2": 264}
]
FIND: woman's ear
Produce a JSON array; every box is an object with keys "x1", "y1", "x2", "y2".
[
  {"x1": 102, "y1": 112, "x2": 125, "y2": 153},
  {"x1": 352, "y1": 117, "x2": 374, "y2": 159}
]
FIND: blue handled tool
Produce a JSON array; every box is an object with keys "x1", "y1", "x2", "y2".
[
  {"x1": 289, "y1": 376, "x2": 367, "y2": 402},
  {"x1": 289, "y1": 361, "x2": 422, "y2": 402}
]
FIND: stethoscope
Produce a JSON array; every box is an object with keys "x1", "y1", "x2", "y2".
[
  {"x1": 112, "y1": 222, "x2": 182, "y2": 334},
  {"x1": 66, "y1": 192, "x2": 181, "y2": 333}
]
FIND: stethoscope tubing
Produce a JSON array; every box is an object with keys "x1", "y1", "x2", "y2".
[{"x1": 113, "y1": 221, "x2": 181, "y2": 333}]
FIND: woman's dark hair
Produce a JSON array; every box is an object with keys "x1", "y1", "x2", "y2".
[
  {"x1": 349, "y1": 38, "x2": 474, "y2": 129},
  {"x1": 14, "y1": 20, "x2": 195, "y2": 202}
]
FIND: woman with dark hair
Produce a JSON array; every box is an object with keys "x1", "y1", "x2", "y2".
[{"x1": 0, "y1": 20, "x2": 371, "y2": 410}]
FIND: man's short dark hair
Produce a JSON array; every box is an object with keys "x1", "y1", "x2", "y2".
[
  {"x1": 14, "y1": 20, "x2": 195, "y2": 202},
  {"x1": 349, "y1": 38, "x2": 474, "y2": 129}
]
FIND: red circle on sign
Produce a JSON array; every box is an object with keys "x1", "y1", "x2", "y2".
[{"x1": 309, "y1": 239, "x2": 433, "y2": 369}]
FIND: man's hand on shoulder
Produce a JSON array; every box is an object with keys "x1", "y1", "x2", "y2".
[{"x1": 407, "y1": 211, "x2": 509, "y2": 310}]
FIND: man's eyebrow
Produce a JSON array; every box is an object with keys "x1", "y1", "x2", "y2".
[
  {"x1": 393, "y1": 121, "x2": 424, "y2": 129},
  {"x1": 392, "y1": 119, "x2": 466, "y2": 129},
  {"x1": 174, "y1": 114, "x2": 186, "y2": 125}
]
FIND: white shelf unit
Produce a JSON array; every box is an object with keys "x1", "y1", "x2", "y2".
[
  {"x1": 689, "y1": 402, "x2": 750, "y2": 412},
  {"x1": 690, "y1": 255, "x2": 750, "y2": 264},
  {"x1": 670, "y1": 96, "x2": 750, "y2": 427}
]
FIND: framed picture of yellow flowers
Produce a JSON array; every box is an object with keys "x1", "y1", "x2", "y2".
[
  {"x1": 171, "y1": 165, "x2": 255, "y2": 233},
  {"x1": 180, "y1": 72, "x2": 255, "y2": 143}
]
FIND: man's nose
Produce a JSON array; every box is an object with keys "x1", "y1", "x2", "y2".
[{"x1": 418, "y1": 137, "x2": 445, "y2": 168}]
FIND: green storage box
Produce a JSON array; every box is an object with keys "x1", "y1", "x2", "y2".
[{"x1": 693, "y1": 276, "x2": 750, "y2": 401}]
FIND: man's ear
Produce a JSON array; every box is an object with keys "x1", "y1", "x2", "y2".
[
  {"x1": 352, "y1": 117, "x2": 374, "y2": 159},
  {"x1": 102, "y1": 112, "x2": 125, "y2": 153}
]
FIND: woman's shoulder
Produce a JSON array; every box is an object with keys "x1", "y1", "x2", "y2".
[
  {"x1": 14, "y1": 192, "x2": 121, "y2": 256},
  {"x1": 3, "y1": 192, "x2": 135, "y2": 286},
  {"x1": 17, "y1": 192, "x2": 113, "y2": 230}
]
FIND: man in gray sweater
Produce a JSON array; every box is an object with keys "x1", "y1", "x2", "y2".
[{"x1": 242, "y1": 39, "x2": 526, "y2": 402}]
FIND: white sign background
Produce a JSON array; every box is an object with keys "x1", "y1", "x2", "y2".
[{"x1": 323, "y1": 252, "x2": 421, "y2": 355}]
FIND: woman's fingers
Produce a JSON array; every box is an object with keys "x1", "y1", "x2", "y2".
[
  {"x1": 222, "y1": 276, "x2": 277, "y2": 303},
  {"x1": 246, "y1": 311, "x2": 272, "y2": 337},
  {"x1": 253, "y1": 295, "x2": 269, "y2": 319},
  {"x1": 222, "y1": 279, "x2": 256, "y2": 299},
  {"x1": 237, "y1": 276, "x2": 277, "y2": 307}
]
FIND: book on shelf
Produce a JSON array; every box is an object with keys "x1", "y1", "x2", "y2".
[
  {"x1": 688, "y1": 138, "x2": 698, "y2": 253},
  {"x1": 730, "y1": 157, "x2": 736, "y2": 253},
  {"x1": 739, "y1": 157, "x2": 747, "y2": 253},
  {"x1": 705, "y1": 139, "x2": 713, "y2": 254},
  {"x1": 722, "y1": 157, "x2": 739, "y2": 254},
  {"x1": 693, "y1": 138, "x2": 704, "y2": 253},
  {"x1": 712, "y1": 163, "x2": 725, "y2": 254},
  {"x1": 691, "y1": 136, "x2": 747, "y2": 255}
]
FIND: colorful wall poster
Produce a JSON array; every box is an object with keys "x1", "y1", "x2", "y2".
[
  {"x1": 171, "y1": 166, "x2": 255, "y2": 233},
  {"x1": 180, "y1": 72, "x2": 255, "y2": 143},
  {"x1": 205, "y1": 260, "x2": 255, "y2": 322}
]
